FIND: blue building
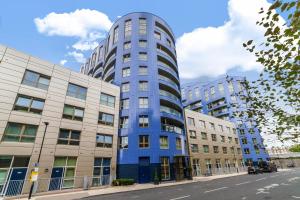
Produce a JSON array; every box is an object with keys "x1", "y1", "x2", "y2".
[
  {"x1": 181, "y1": 76, "x2": 269, "y2": 165},
  {"x1": 81, "y1": 12, "x2": 188, "y2": 183}
]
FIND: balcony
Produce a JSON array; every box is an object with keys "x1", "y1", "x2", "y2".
[
  {"x1": 161, "y1": 117, "x2": 184, "y2": 135},
  {"x1": 157, "y1": 44, "x2": 177, "y2": 65}
]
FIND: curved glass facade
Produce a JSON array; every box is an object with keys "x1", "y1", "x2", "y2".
[{"x1": 81, "y1": 12, "x2": 187, "y2": 182}]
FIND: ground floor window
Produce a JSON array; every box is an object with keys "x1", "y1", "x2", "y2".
[
  {"x1": 205, "y1": 159, "x2": 212, "y2": 174},
  {"x1": 160, "y1": 157, "x2": 170, "y2": 180},
  {"x1": 216, "y1": 159, "x2": 222, "y2": 169},
  {"x1": 92, "y1": 157, "x2": 111, "y2": 186},
  {"x1": 192, "y1": 159, "x2": 201, "y2": 176}
]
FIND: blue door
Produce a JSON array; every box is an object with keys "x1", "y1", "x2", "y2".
[
  {"x1": 139, "y1": 157, "x2": 150, "y2": 183},
  {"x1": 5, "y1": 168, "x2": 27, "y2": 196},
  {"x1": 49, "y1": 167, "x2": 63, "y2": 191}
]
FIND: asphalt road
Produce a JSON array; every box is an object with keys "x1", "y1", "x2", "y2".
[{"x1": 83, "y1": 168, "x2": 300, "y2": 200}]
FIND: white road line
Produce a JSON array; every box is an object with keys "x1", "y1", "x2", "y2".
[
  {"x1": 204, "y1": 187, "x2": 228, "y2": 193},
  {"x1": 236, "y1": 181, "x2": 251, "y2": 186},
  {"x1": 256, "y1": 178, "x2": 266, "y2": 181},
  {"x1": 271, "y1": 175, "x2": 280, "y2": 178},
  {"x1": 292, "y1": 196, "x2": 300, "y2": 199},
  {"x1": 169, "y1": 195, "x2": 191, "y2": 200}
]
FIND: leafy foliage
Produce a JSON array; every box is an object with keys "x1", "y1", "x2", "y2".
[
  {"x1": 289, "y1": 144, "x2": 300, "y2": 152},
  {"x1": 239, "y1": 0, "x2": 300, "y2": 140}
]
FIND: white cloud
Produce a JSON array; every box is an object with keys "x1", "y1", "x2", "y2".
[
  {"x1": 67, "y1": 51, "x2": 86, "y2": 63},
  {"x1": 176, "y1": 0, "x2": 283, "y2": 79},
  {"x1": 60, "y1": 59, "x2": 67, "y2": 65}
]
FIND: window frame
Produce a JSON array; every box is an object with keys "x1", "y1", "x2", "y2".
[
  {"x1": 14, "y1": 94, "x2": 45, "y2": 114},
  {"x1": 57, "y1": 129, "x2": 81, "y2": 146},
  {"x1": 22, "y1": 70, "x2": 50, "y2": 90}
]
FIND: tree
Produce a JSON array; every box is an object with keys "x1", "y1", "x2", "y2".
[
  {"x1": 240, "y1": 0, "x2": 300, "y2": 140},
  {"x1": 289, "y1": 144, "x2": 300, "y2": 152}
]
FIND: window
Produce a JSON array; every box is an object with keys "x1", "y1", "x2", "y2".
[
  {"x1": 139, "y1": 81, "x2": 148, "y2": 91},
  {"x1": 241, "y1": 138, "x2": 248, "y2": 144},
  {"x1": 213, "y1": 146, "x2": 219, "y2": 153},
  {"x1": 67, "y1": 83, "x2": 87, "y2": 100},
  {"x1": 53, "y1": 157, "x2": 77, "y2": 188},
  {"x1": 139, "y1": 135, "x2": 149, "y2": 148},
  {"x1": 2, "y1": 122, "x2": 38, "y2": 143},
  {"x1": 119, "y1": 136, "x2": 128, "y2": 149},
  {"x1": 160, "y1": 136, "x2": 168, "y2": 149},
  {"x1": 235, "y1": 138, "x2": 239, "y2": 144},
  {"x1": 139, "y1": 66, "x2": 148, "y2": 75},
  {"x1": 22, "y1": 70, "x2": 50, "y2": 90},
  {"x1": 244, "y1": 148, "x2": 250, "y2": 154},
  {"x1": 14, "y1": 94, "x2": 45, "y2": 114},
  {"x1": 122, "y1": 67, "x2": 131, "y2": 77},
  {"x1": 211, "y1": 134, "x2": 217, "y2": 141},
  {"x1": 124, "y1": 19, "x2": 132, "y2": 37},
  {"x1": 204, "y1": 89, "x2": 209, "y2": 101},
  {"x1": 176, "y1": 138, "x2": 182, "y2": 150},
  {"x1": 209, "y1": 122, "x2": 215, "y2": 130},
  {"x1": 228, "y1": 137, "x2": 233, "y2": 143},
  {"x1": 160, "y1": 157, "x2": 170, "y2": 180},
  {"x1": 113, "y1": 26, "x2": 119, "y2": 43},
  {"x1": 191, "y1": 144, "x2": 199, "y2": 153},
  {"x1": 139, "y1": 97, "x2": 149, "y2": 108},
  {"x1": 139, "y1": 52, "x2": 147, "y2": 61},
  {"x1": 120, "y1": 116, "x2": 129, "y2": 128},
  {"x1": 255, "y1": 147, "x2": 260, "y2": 154},
  {"x1": 92, "y1": 157, "x2": 111, "y2": 186},
  {"x1": 139, "y1": 18, "x2": 147, "y2": 34},
  {"x1": 203, "y1": 145, "x2": 209, "y2": 153},
  {"x1": 230, "y1": 95, "x2": 237, "y2": 103},
  {"x1": 221, "y1": 135, "x2": 225, "y2": 142},
  {"x1": 187, "y1": 117, "x2": 195, "y2": 126},
  {"x1": 100, "y1": 93, "x2": 115, "y2": 107},
  {"x1": 210, "y1": 86, "x2": 215, "y2": 97},
  {"x1": 124, "y1": 41, "x2": 131, "y2": 50},
  {"x1": 96, "y1": 134, "x2": 113, "y2": 148},
  {"x1": 230, "y1": 147, "x2": 235, "y2": 154},
  {"x1": 121, "y1": 98, "x2": 129, "y2": 109},
  {"x1": 199, "y1": 120, "x2": 206, "y2": 128},
  {"x1": 121, "y1": 82, "x2": 130, "y2": 92},
  {"x1": 98, "y1": 112, "x2": 114, "y2": 126},
  {"x1": 139, "y1": 115, "x2": 149, "y2": 127},
  {"x1": 239, "y1": 128, "x2": 245, "y2": 135},
  {"x1": 218, "y1": 125, "x2": 224, "y2": 132},
  {"x1": 188, "y1": 90, "x2": 192, "y2": 100},
  {"x1": 237, "y1": 148, "x2": 241, "y2": 154},
  {"x1": 189, "y1": 130, "x2": 197, "y2": 139},
  {"x1": 123, "y1": 54, "x2": 131, "y2": 62},
  {"x1": 222, "y1": 147, "x2": 228, "y2": 154},
  {"x1": 57, "y1": 129, "x2": 80, "y2": 146},
  {"x1": 154, "y1": 31, "x2": 161, "y2": 40},
  {"x1": 139, "y1": 40, "x2": 147, "y2": 48},
  {"x1": 201, "y1": 132, "x2": 207, "y2": 140},
  {"x1": 195, "y1": 87, "x2": 200, "y2": 97},
  {"x1": 228, "y1": 81, "x2": 234, "y2": 93},
  {"x1": 252, "y1": 138, "x2": 257, "y2": 144},
  {"x1": 166, "y1": 38, "x2": 171, "y2": 47},
  {"x1": 218, "y1": 83, "x2": 224, "y2": 94},
  {"x1": 226, "y1": 126, "x2": 231, "y2": 132},
  {"x1": 62, "y1": 104, "x2": 84, "y2": 121}
]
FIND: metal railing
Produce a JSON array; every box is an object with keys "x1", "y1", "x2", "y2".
[
  {"x1": 192, "y1": 167, "x2": 247, "y2": 177},
  {"x1": 0, "y1": 175, "x2": 111, "y2": 199}
]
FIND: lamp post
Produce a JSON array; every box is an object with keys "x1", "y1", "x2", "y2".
[{"x1": 28, "y1": 122, "x2": 49, "y2": 199}]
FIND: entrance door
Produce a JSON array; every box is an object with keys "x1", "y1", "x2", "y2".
[
  {"x1": 49, "y1": 167, "x2": 63, "y2": 191},
  {"x1": 138, "y1": 157, "x2": 150, "y2": 183},
  {"x1": 174, "y1": 157, "x2": 185, "y2": 180},
  {"x1": 5, "y1": 168, "x2": 27, "y2": 196}
]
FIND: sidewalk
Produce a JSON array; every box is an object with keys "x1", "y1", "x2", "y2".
[{"x1": 16, "y1": 172, "x2": 249, "y2": 200}]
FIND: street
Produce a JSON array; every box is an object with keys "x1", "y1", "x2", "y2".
[{"x1": 83, "y1": 169, "x2": 300, "y2": 200}]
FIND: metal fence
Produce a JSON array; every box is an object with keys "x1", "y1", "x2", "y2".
[{"x1": 0, "y1": 175, "x2": 111, "y2": 199}]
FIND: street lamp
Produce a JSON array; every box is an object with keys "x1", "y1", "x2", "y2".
[{"x1": 28, "y1": 122, "x2": 49, "y2": 199}]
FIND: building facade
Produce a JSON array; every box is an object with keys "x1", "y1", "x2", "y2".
[
  {"x1": 80, "y1": 13, "x2": 187, "y2": 183},
  {"x1": 0, "y1": 45, "x2": 120, "y2": 197},
  {"x1": 182, "y1": 76, "x2": 269, "y2": 165},
  {"x1": 185, "y1": 109, "x2": 243, "y2": 176}
]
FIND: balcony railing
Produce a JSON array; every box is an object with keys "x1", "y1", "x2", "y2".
[
  {"x1": 158, "y1": 75, "x2": 179, "y2": 90},
  {"x1": 161, "y1": 124, "x2": 183, "y2": 134},
  {"x1": 159, "y1": 90, "x2": 180, "y2": 102}
]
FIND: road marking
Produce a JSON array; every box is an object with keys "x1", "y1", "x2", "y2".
[
  {"x1": 292, "y1": 196, "x2": 300, "y2": 199},
  {"x1": 241, "y1": 197, "x2": 247, "y2": 200},
  {"x1": 204, "y1": 187, "x2": 228, "y2": 193},
  {"x1": 271, "y1": 175, "x2": 280, "y2": 178},
  {"x1": 256, "y1": 178, "x2": 266, "y2": 181},
  {"x1": 169, "y1": 195, "x2": 191, "y2": 200},
  {"x1": 236, "y1": 181, "x2": 251, "y2": 186},
  {"x1": 131, "y1": 195, "x2": 140, "y2": 199}
]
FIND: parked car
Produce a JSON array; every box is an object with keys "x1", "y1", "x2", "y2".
[
  {"x1": 259, "y1": 161, "x2": 277, "y2": 173},
  {"x1": 287, "y1": 163, "x2": 295, "y2": 168},
  {"x1": 248, "y1": 166, "x2": 263, "y2": 174}
]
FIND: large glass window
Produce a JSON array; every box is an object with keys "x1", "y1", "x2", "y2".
[
  {"x1": 57, "y1": 129, "x2": 80, "y2": 146},
  {"x1": 122, "y1": 67, "x2": 131, "y2": 77},
  {"x1": 113, "y1": 26, "x2": 119, "y2": 44},
  {"x1": 121, "y1": 82, "x2": 130, "y2": 92},
  {"x1": 218, "y1": 83, "x2": 224, "y2": 94},
  {"x1": 14, "y1": 94, "x2": 45, "y2": 114},
  {"x1": 191, "y1": 144, "x2": 199, "y2": 153},
  {"x1": 53, "y1": 157, "x2": 77, "y2": 189},
  {"x1": 139, "y1": 66, "x2": 148, "y2": 75},
  {"x1": 195, "y1": 87, "x2": 200, "y2": 97},
  {"x1": 96, "y1": 134, "x2": 113, "y2": 148},
  {"x1": 139, "y1": 18, "x2": 147, "y2": 35},
  {"x1": 160, "y1": 157, "x2": 170, "y2": 180},
  {"x1": 139, "y1": 81, "x2": 148, "y2": 91},
  {"x1": 66, "y1": 83, "x2": 87, "y2": 100},
  {"x1": 98, "y1": 112, "x2": 114, "y2": 126},
  {"x1": 201, "y1": 132, "x2": 207, "y2": 140},
  {"x1": 160, "y1": 136, "x2": 168, "y2": 149},
  {"x1": 228, "y1": 81, "x2": 234, "y2": 93},
  {"x1": 22, "y1": 70, "x2": 50, "y2": 90},
  {"x1": 189, "y1": 130, "x2": 197, "y2": 139},
  {"x1": 139, "y1": 97, "x2": 148, "y2": 108},
  {"x1": 120, "y1": 116, "x2": 129, "y2": 128},
  {"x1": 121, "y1": 98, "x2": 129, "y2": 109},
  {"x1": 124, "y1": 19, "x2": 132, "y2": 38},
  {"x1": 139, "y1": 135, "x2": 149, "y2": 148},
  {"x1": 139, "y1": 40, "x2": 147, "y2": 48},
  {"x1": 63, "y1": 104, "x2": 84, "y2": 121},
  {"x1": 176, "y1": 138, "x2": 182, "y2": 150},
  {"x1": 123, "y1": 54, "x2": 131, "y2": 63},
  {"x1": 203, "y1": 145, "x2": 209, "y2": 153},
  {"x1": 187, "y1": 117, "x2": 195, "y2": 126},
  {"x1": 119, "y1": 136, "x2": 128, "y2": 149},
  {"x1": 139, "y1": 115, "x2": 149, "y2": 128},
  {"x1": 2, "y1": 122, "x2": 38, "y2": 143},
  {"x1": 100, "y1": 93, "x2": 115, "y2": 107},
  {"x1": 210, "y1": 86, "x2": 215, "y2": 97},
  {"x1": 139, "y1": 52, "x2": 147, "y2": 61},
  {"x1": 92, "y1": 157, "x2": 111, "y2": 186}
]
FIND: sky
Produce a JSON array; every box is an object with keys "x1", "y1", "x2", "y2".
[{"x1": 0, "y1": 0, "x2": 289, "y2": 147}]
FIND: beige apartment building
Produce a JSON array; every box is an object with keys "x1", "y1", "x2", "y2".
[
  {"x1": 185, "y1": 109, "x2": 244, "y2": 176},
  {"x1": 0, "y1": 45, "x2": 120, "y2": 197}
]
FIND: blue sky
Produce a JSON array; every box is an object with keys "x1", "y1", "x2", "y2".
[{"x1": 0, "y1": 0, "x2": 273, "y2": 83}]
